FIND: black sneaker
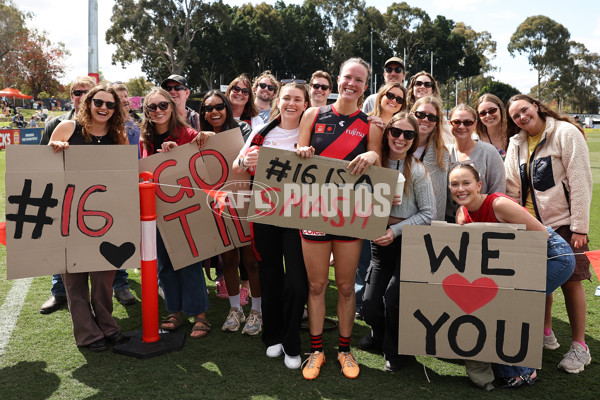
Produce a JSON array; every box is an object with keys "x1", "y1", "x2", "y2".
[
  {"x1": 359, "y1": 334, "x2": 382, "y2": 353},
  {"x1": 87, "y1": 338, "x2": 109, "y2": 352}
]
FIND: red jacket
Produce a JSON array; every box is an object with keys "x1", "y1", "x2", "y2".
[{"x1": 140, "y1": 125, "x2": 198, "y2": 158}]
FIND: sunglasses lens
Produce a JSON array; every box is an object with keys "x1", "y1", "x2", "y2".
[
  {"x1": 390, "y1": 128, "x2": 415, "y2": 140},
  {"x1": 73, "y1": 90, "x2": 88, "y2": 96},
  {"x1": 158, "y1": 102, "x2": 169, "y2": 110},
  {"x1": 215, "y1": 103, "x2": 225, "y2": 111},
  {"x1": 105, "y1": 102, "x2": 116, "y2": 110}
]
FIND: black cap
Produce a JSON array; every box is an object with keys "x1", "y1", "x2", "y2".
[{"x1": 161, "y1": 74, "x2": 189, "y2": 89}]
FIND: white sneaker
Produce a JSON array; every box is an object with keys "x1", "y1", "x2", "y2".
[
  {"x1": 266, "y1": 343, "x2": 283, "y2": 358},
  {"x1": 284, "y1": 350, "x2": 302, "y2": 369},
  {"x1": 558, "y1": 342, "x2": 591, "y2": 374},
  {"x1": 544, "y1": 331, "x2": 560, "y2": 350}
]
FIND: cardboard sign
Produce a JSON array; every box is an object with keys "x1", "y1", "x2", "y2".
[
  {"x1": 5, "y1": 145, "x2": 140, "y2": 279},
  {"x1": 138, "y1": 128, "x2": 251, "y2": 270},
  {"x1": 399, "y1": 223, "x2": 547, "y2": 368},
  {"x1": 248, "y1": 147, "x2": 397, "y2": 240}
]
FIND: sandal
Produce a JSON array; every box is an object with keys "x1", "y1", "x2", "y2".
[
  {"x1": 160, "y1": 313, "x2": 183, "y2": 331},
  {"x1": 190, "y1": 316, "x2": 211, "y2": 339},
  {"x1": 501, "y1": 372, "x2": 539, "y2": 389}
]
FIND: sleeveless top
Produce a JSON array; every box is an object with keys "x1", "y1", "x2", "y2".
[
  {"x1": 309, "y1": 105, "x2": 370, "y2": 161},
  {"x1": 461, "y1": 192, "x2": 515, "y2": 223},
  {"x1": 67, "y1": 121, "x2": 116, "y2": 145}
]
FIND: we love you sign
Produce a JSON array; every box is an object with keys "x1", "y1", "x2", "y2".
[{"x1": 399, "y1": 222, "x2": 547, "y2": 368}]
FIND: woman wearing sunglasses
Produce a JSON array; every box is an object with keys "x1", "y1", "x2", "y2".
[
  {"x1": 505, "y1": 94, "x2": 593, "y2": 374},
  {"x1": 406, "y1": 72, "x2": 439, "y2": 106},
  {"x1": 196, "y1": 89, "x2": 264, "y2": 337},
  {"x1": 139, "y1": 87, "x2": 211, "y2": 339},
  {"x1": 225, "y1": 75, "x2": 263, "y2": 138},
  {"x1": 476, "y1": 94, "x2": 511, "y2": 160},
  {"x1": 47, "y1": 84, "x2": 128, "y2": 352},
  {"x1": 231, "y1": 82, "x2": 311, "y2": 370},
  {"x1": 309, "y1": 70, "x2": 333, "y2": 107},
  {"x1": 296, "y1": 57, "x2": 382, "y2": 380},
  {"x1": 369, "y1": 82, "x2": 407, "y2": 125},
  {"x1": 361, "y1": 112, "x2": 434, "y2": 372},
  {"x1": 445, "y1": 104, "x2": 505, "y2": 222},
  {"x1": 410, "y1": 96, "x2": 449, "y2": 220}
]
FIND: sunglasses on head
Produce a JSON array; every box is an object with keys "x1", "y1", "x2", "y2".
[
  {"x1": 72, "y1": 90, "x2": 88, "y2": 97},
  {"x1": 281, "y1": 79, "x2": 307, "y2": 84},
  {"x1": 231, "y1": 85, "x2": 250, "y2": 95},
  {"x1": 384, "y1": 92, "x2": 404, "y2": 104},
  {"x1": 258, "y1": 83, "x2": 276, "y2": 91},
  {"x1": 385, "y1": 66, "x2": 404, "y2": 74},
  {"x1": 389, "y1": 127, "x2": 416, "y2": 140},
  {"x1": 413, "y1": 111, "x2": 439, "y2": 122},
  {"x1": 92, "y1": 99, "x2": 116, "y2": 110},
  {"x1": 478, "y1": 107, "x2": 498, "y2": 118},
  {"x1": 311, "y1": 83, "x2": 330, "y2": 91},
  {"x1": 450, "y1": 119, "x2": 475, "y2": 127},
  {"x1": 414, "y1": 80, "x2": 433, "y2": 88},
  {"x1": 146, "y1": 101, "x2": 170, "y2": 112},
  {"x1": 164, "y1": 85, "x2": 187, "y2": 92},
  {"x1": 203, "y1": 103, "x2": 226, "y2": 112}
]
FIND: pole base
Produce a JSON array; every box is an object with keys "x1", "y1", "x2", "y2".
[{"x1": 113, "y1": 329, "x2": 185, "y2": 359}]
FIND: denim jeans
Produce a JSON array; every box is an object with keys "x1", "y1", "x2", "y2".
[
  {"x1": 355, "y1": 239, "x2": 372, "y2": 312},
  {"x1": 493, "y1": 227, "x2": 574, "y2": 378},
  {"x1": 52, "y1": 269, "x2": 130, "y2": 296},
  {"x1": 156, "y1": 231, "x2": 208, "y2": 316}
]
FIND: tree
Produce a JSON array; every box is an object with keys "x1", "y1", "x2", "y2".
[
  {"x1": 508, "y1": 15, "x2": 571, "y2": 99},
  {"x1": 0, "y1": 0, "x2": 29, "y2": 88},
  {"x1": 125, "y1": 76, "x2": 154, "y2": 97},
  {"x1": 478, "y1": 81, "x2": 520, "y2": 105}
]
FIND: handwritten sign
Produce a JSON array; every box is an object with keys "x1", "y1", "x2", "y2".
[
  {"x1": 398, "y1": 222, "x2": 547, "y2": 368},
  {"x1": 248, "y1": 147, "x2": 397, "y2": 240},
  {"x1": 137, "y1": 128, "x2": 251, "y2": 270},
  {"x1": 5, "y1": 145, "x2": 140, "y2": 279}
]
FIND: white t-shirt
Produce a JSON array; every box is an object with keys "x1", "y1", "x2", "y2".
[{"x1": 240, "y1": 125, "x2": 300, "y2": 155}]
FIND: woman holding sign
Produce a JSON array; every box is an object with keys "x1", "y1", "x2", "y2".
[
  {"x1": 295, "y1": 57, "x2": 382, "y2": 380},
  {"x1": 449, "y1": 162, "x2": 575, "y2": 387},
  {"x1": 231, "y1": 82, "x2": 311, "y2": 369},
  {"x1": 360, "y1": 112, "x2": 434, "y2": 372},
  {"x1": 139, "y1": 87, "x2": 211, "y2": 339},
  {"x1": 505, "y1": 94, "x2": 593, "y2": 374},
  {"x1": 48, "y1": 84, "x2": 127, "y2": 351},
  {"x1": 197, "y1": 90, "x2": 263, "y2": 337}
]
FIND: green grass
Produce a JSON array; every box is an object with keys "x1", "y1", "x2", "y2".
[{"x1": 1, "y1": 136, "x2": 600, "y2": 399}]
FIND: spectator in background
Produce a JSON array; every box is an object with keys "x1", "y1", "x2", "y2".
[
  {"x1": 28, "y1": 116, "x2": 38, "y2": 128},
  {"x1": 225, "y1": 74, "x2": 263, "y2": 138},
  {"x1": 13, "y1": 110, "x2": 26, "y2": 127},
  {"x1": 113, "y1": 82, "x2": 141, "y2": 158},
  {"x1": 309, "y1": 70, "x2": 333, "y2": 108},
  {"x1": 160, "y1": 74, "x2": 200, "y2": 130},
  {"x1": 253, "y1": 71, "x2": 279, "y2": 124},
  {"x1": 362, "y1": 57, "x2": 406, "y2": 114}
]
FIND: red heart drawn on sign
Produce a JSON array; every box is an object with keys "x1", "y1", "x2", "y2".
[{"x1": 442, "y1": 273, "x2": 498, "y2": 314}]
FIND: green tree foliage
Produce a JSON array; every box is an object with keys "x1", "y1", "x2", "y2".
[
  {"x1": 125, "y1": 76, "x2": 154, "y2": 97},
  {"x1": 0, "y1": 1, "x2": 29, "y2": 88},
  {"x1": 478, "y1": 81, "x2": 520, "y2": 105}
]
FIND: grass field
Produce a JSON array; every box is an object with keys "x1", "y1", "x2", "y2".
[{"x1": 0, "y1": 133, "x2": 600, "y2": 399}]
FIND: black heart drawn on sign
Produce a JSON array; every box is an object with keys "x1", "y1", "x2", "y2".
[{"x1": 99, "y1": 241, "x2": 136, "y2": 269}]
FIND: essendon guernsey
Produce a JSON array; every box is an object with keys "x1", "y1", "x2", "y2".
[{"x1": 310, "y1": 105, "x2": 370, "y2": 161}]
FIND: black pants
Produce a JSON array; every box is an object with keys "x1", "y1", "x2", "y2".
[
  {"x1": 362, "y1": 235, "x2": 402, "y2": 360},
  {"x1": 254, "y1": 223, "x2": 308, "y2": 356}
]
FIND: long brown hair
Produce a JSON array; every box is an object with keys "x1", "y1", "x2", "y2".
[
  {"x1": 140, "y1": 87, "x2": 190, "y2": 152},
  {"x1": 369, "y1": 82, "x2": 407, "y2": 119},
  {"x1": 407, "y1": 71, "x2": 441, "y2": 106},
  {"x1": 476, "y1": 93, "x2": 511, "y2": 149},
  {"x1": 506, "y1": 94, "x2": 586, "y2": 138},
  {"x1": 382, "y1": 111, "x2": 422, "y2": 196},
  {"x1": 410, "y1": 96, "x2": 448, "y2": 170},
  {"x1": 77, "y1": 84, "x2": 127, "y2": 144},
  {"x1": 225, "y1": 74, "x2": 259, "y2": 118}
]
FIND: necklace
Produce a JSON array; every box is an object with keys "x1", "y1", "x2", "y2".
[{"x1": 91, "y1": 134, "x2": 104, "y2": 143}]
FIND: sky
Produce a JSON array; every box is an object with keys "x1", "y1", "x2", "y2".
[{"x1": 16, "y1": 0, "x2": 600, "y2": 93}]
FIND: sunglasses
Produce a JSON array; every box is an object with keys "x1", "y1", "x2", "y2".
[
  {"x1": 389, "y1": 127, "x2": 416, "y2": 140},
  {"x1": 202, "y1": 103, "x2": 226, "y2": 112},
  {"x1": 164, "y1": 85, "x2": 187, "y2": 92},
  {"x1": 450, "y1": 119, "x2": 475, "y2": 127},
  {"x1": 146, "y1": 101, "x2": 170, "y2": 112},
  {"x1": 92, "y1": 99, "x2": 116, "y2": 110},
  {"x1": 414, "y1": 111, "x2": 439, "y2": 122},
  {"x1": 385, "y1": 66, "x2": 404, "y2": 74},
  {"x1": 384, "y1": 92, "x2": 404, "y2": 104},
  {"x1": 414, "y1": 80, "x2": 434, "y2": 88},
  {"x1": 311, "y1": 83, "x2": 330, "y2": 91},
  {"x1": 258, "y1": 83, "x2": 276, "y2": 91},
  {"x1": 281, "y1": 79, "x2": 307, "y2": 84},
  {"x1": 72, "y1": 90, "x2": 89, "y2": 97},
  {"x1": 231, "y1": 85, "x2": 250, "y2": 95},
  {"x1": 478, "y1": 107, "x2": 498, "y2": 117}
]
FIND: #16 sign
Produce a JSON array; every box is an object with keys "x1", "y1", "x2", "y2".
[
  {"x1": 5, "y1": 145, "x2": 140, "y2": 279},
  {"x1": 137, "y1": 128, "x2": 251, "y2": 270},
  {"x1": 248, "y1": 147, "x2": 398, "y2": 240},
  {"x1": 399, "y1": 223, "x2": 547, "y2": 368}
]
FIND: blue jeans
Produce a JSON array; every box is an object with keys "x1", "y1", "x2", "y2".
[
  {"x1": 494, "y1": 227, "x2": 575, "y2": 378},
  {"x1": 52, "y1": 269, "x2": 130, "y2": 296},
  {"x1": 156, "y1": 231, "x2": 209, "y2": 316},
  {"x1": 355, "y1": 239, "x2": 371, "y2": 312}
]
